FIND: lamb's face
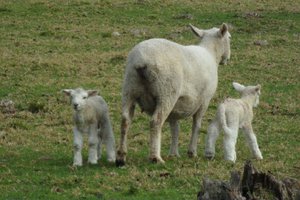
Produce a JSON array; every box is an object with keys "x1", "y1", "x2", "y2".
[
  {"x1": 70, "y1": 89, "x2": 89, "y2": 111},
  {"x1": 63, "y1": 88, "x2": 89, "y2": 111},
  {"x1": 63, "y1": 88, "x2": 98, "y2": 111}
]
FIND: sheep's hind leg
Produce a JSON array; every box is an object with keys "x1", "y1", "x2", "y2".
[
  {"x1": 168, "y1": 119, "x2": 180, "y2": 157},
  {"x1": 205, "y1": 119, "x2": 220, "y2": 160},
  {"x1": 116, "y1": 98, "x2": 135, "y2": 167},
  {"x1": 149, "y1": 98, "x2": 177, "y2": 164}
]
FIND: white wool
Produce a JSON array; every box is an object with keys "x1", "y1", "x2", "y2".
[
  {"x1": 205, "y1": 82, "x2": 263, "y2": 163},
  {"x1": 116, "y1": 23, "x2": 231, "y2": 165}
]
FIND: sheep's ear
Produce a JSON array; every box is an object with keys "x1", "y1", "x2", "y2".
[
  {"x1": 189, "y1": 24, "x2": 205, "y2": 38},
  {"x1": 62, "y1": 89, "x2": 72, "y2": 96},
  {"x1": 218, "y1": 23, "x2": 228, "y2": 37},
  {"x1": 232, "y1": 82, "x2": 245, "y2": 92},
  {"x1": 87, "y1": 90, "x2": 98, "y2": 97},
  {"x1": 255, "y1": 84, "x2": 261, "y2": 92}
]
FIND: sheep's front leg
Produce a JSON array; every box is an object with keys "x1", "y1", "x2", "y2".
[
  {"x1": 73, "y1": 127, "x2": 83, "y2": 166},
  {"x1": 205, "y1": 119, "x2": 220, "y2": 159},
  {"x1": 88, "y1": 124, "x2": 99, "y2": 164},
  {"x1": 242, "y1": 124, "x2": 263, "y2": 160},
  {"x1": 188, "y1": 105, "x2": 208, "y2": 157},
  {"x1": 169, "y1": 119, "x2": 180, "y2": 157}
]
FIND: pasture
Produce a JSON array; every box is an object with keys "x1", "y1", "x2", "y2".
[{"x1": 0, "y1": 0, "x2": 299, "y2": 199}]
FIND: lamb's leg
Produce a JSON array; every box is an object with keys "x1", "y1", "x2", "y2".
[
  {"x1": 116, "y1": 97, "x2": 135, "y2": 167},
  {"x1": 188, "y1": 104, "x2": 209, "y2": 157},
  {"x1": 73, "y1": 127, "x2": 83, "y2": 166},
  {"x1": 88, "y1": 124, "x2": 99, "y2": 164},
  {"x1": 101, "y1": 115, "x2": 116, "y2": 163},
  {"x1": 169, "y1": 119, "x2": 180, "y2": 157},
  {"x1": 205, "y1": 119, "x2": 220, "y2": 159},
  {"x1": 242, "y1": 124, "x2": 263, "y2": 160},
  {"x1": 223, "y1": 125, "x2": 238, "y2": 163}
]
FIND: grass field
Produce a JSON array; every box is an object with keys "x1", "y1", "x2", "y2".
[{"x1": 0, "y1": 0, "x2": 299, "y2": 199}]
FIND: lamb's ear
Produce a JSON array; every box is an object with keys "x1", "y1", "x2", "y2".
[
  {"x1": 232, "y1": 82, "x2": 245, "y2": 92},
  {"x1": 189, "y1": 24, "x2": 205, "y2": 38},
  {"x1": 218, "y1": 23, "x2": 228, "y2": 37},
  {"x1": 87, "y1": 90, "x2": 98, "y2": 97},
  {"x1": 62, "y1": 89, "x2": 72, "y2": 96}
]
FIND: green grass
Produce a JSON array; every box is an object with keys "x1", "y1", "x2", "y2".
[{"x1": 0, "y1": 0, "x2": 299, "y2": 199}]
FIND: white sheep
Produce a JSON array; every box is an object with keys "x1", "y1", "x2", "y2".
[
  {"x1": 205, "y1": 82, "x2": 263, "y2": 162},
  {"x1": 116, "y1": 23, "x2": 231, "y2": 166},
  {"x1": 63, "y1": 88, "x2": 116, "y2": 166}
]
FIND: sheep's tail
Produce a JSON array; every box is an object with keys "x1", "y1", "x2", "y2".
[
  {"x1": 135, "y1": 65, "x2": 156, "y2": 83},
  {"x1": 218, "y1": 103, "x2": 230, "y2": 134}
]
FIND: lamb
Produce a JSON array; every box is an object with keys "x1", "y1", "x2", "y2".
[
  {"x1": 205, "y1": 82, "x2": 263, "y2": 163},
  {"x1": 116, "y1": 23, "x2": 231, "y2": 166},
  {"x1": 63, "y1": 88, "x2": 116, "y2": 166}
]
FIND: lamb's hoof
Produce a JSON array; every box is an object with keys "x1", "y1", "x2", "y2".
[
  {"x1": 116, "y1": 159, "x2": 126, "y2": 167},
  {"x1": 187, "y1": 151, "x2": 197, "y2": 158},
  {"x1": 149, "y1": 156, "x2": 165, "y2": 164},
  {"x1": 107, "y1": 158, "x2": 116, "y2": 163},
  {"x1": 254, "y1": 155, "x2": 263, "y2": 160},
  {"x1": 73, "y1": 163, "x2": 83, "y2": 167},
  {"x1": 168, "y1": 153, "x2": 180, "y2": 158}
]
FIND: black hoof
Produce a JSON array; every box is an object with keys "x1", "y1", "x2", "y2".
[
  {"x1": 116, "y1": 159, "x2": 125, "y2": 167},
  {"x1": 205, "y1": 156, "x2": 214, "y2": 160},
  {"x1": 187, "y1": 151, "x2": 196, "y2": 158},
  {"x1": 150, "y1": 157, "x2": 158, "y2": 163}
]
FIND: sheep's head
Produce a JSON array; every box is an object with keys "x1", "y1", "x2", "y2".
[
  {"x1": 189, "y1": 23, "x2": 231, "y2": 65},
  {"x1": 63, "y1": 88, "x2": 98, "y2": 111},
  {"x1": 232, "y1": 82, "x2": 261, "y2": 107}
]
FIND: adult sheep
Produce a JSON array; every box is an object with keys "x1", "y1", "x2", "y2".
[{"x1": 116, "y1": 23, "x2": 231, "y2": 166}]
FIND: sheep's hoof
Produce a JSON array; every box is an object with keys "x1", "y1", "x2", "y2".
[
  {"x1": 205, "y1": 152, "x2": 215, "y2": 160},
  {"x1": 205, "y1": 155, "x2": 214, "y2": 160},
  {"x1": 187, "y1": 151, "x2": 197, "y2": 158},
  {"x1": 149, "y1": 156, "x2": 165, "y2": 164},
  {"x1": 116, "y1": 159, "x2": 126, "y2": 167}
]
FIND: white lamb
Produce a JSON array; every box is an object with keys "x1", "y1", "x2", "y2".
[
  {"x1": 63, "y1": 88, "x2": 116, "y2": 166},
  {"x1": 116, "y1": 23, "x2": 231, "y2": 166},
  {"x1": 205, "y1": 82, "x2": 263, "y2": 163}
]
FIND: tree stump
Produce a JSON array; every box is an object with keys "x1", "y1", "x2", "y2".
[{"x1": 198, "y1": 161, "x2": 300, "y2": 200}]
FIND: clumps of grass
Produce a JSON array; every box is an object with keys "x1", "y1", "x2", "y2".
[
  {"x1": 110, "y1": 55, "x2": 126, "y2": 65},
  {"x1": 101, "y1": 32, "x2": 112, "y2": 38},
  {"x1": 28, "y1": 101, "x2": 46, "y2": 113}
]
